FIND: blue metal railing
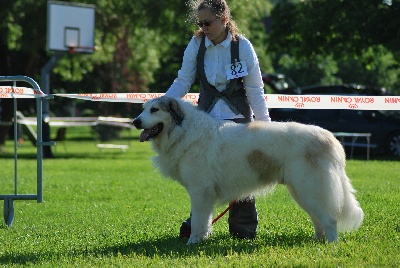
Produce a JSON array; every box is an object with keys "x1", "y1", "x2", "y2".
[{"x1": 0, "y1": 76, "x2": 53, "y2": 227}]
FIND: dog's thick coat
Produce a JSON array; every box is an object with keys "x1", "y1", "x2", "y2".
[{"x1": 133, "y1": 96, "x2": 364, "y2": 244}]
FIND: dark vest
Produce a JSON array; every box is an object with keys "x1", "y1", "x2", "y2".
[{"x1": 196, "y1": 36, "x2": 251, "y2": 122}]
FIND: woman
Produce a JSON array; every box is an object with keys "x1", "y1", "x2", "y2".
[{"x1": 165, "y1": 0, "x2": 270, "y2": 239}]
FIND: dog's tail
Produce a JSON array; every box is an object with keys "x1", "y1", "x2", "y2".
[{"x1": 337, "y1": 174, "x2": 364, "y2": 232}]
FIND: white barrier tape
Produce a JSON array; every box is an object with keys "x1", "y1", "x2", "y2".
[
  {"x1": 0, "y1": 86, "x2": 45, "y2": 98},
  {"x1": 55, "y1": 93, "x2": 400, "y2": 110},
  {"x1": 1, "y1": 89, "x2": 399, "y2": 110},
  {"x1": 54, "y1": 93, "x2": 196, "y2": 103},
  {"x1": 265, "y1": 95, "x2": 400, "y2": 110}
]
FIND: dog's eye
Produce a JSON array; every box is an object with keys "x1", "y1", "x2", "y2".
[{"x1": 150, "y1": 108, "x2": 159, "y2": 113}]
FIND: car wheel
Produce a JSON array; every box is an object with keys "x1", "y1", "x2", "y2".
[{"x1": 387, "y1": 132, "x2": 400, "y2": 157}]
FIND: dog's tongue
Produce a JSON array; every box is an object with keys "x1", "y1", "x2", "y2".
[{"x1": 139, "y1": 129, "x2": 150, "y2": 142}]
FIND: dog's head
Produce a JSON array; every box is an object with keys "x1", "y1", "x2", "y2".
[{"x1": 132, "y1": 96, "x2": 185, "y2": 142}]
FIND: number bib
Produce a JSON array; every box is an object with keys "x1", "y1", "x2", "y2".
[{"x1": 225, "y1": 61, "x2": 248, "y2": 80}]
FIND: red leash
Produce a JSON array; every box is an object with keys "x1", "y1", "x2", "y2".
[{"x1": 212, "y1": 201, "x2": 236, "y2": 224}]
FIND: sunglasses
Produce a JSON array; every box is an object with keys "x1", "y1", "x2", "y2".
[{"x1": 197, "y1": 18, "x2": 219, "y2": 28}]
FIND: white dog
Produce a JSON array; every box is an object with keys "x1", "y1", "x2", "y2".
[{"x1": 133, "y1": 96, "x2": 364, "y2": 245}]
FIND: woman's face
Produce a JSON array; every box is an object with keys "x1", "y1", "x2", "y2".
[{"x1": 197, "y1": 8, "x2": 227, "y2": 45}]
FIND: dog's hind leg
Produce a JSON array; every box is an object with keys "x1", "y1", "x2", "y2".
[
  {"x1": 286, "y1": 185, "x2": 325, "y2": 239},
  {"x1": 310, "y1": 215, "x2": 325, "y2": 240},
  {"x1": 286, "y1": 184, "x2": 338, "y2": 242},
  {"x1": 319, "y1": 217, "x2": 338, "y2": 242},
  {"x1": 187, "y1": 191, "x2": 215, "y2": 245}
]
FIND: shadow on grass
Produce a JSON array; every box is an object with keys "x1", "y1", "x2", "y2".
[
  {"x1": 0, "y1": 232, "x2": 313, "y2": 265},
  {"x1": 105, "y1": 232, "x2": 313, "y2": 257}
]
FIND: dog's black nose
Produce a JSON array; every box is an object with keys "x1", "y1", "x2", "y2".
[{"x1": 132, "y1": 118, "x2": 142, "y2": 129}]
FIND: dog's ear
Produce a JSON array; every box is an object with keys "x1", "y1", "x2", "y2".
[{"x1": 167, "y1": 98, "x2": 184, "y2": 126}]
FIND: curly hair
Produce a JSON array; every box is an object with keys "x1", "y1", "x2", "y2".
[{"x1": 189, "y1": 0, "x2": 239, "y2": 41}]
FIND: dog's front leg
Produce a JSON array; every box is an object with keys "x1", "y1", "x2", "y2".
[{"x1": 187, "y1": 191, "x2": 214, "y2": 245}]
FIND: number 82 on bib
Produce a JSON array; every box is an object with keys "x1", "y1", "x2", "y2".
[{"x1": 225, "y1": 61, "x2": 248, "y2": 80}]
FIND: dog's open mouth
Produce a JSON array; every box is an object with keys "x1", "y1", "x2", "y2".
[{"x1": 139, "y1": 123, "x2": 163, "y2": 142}]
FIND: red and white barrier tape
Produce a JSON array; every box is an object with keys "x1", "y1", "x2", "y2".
[
  {"x1": 0, "y1": 86, "x2": 45, "y2": 98},
  {"x1": 1, "y1": 86, "x2": 399, "y2": 110},
  {"x1": 54, "y1": 93, "x2": 400, "y2": 110}
]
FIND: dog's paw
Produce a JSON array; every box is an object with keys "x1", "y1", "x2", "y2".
[
  {"x1": 186, "y1": 233, "x2": 209, "y2": 245},
  {"x1": 187, "y1": 237, "x2": 201, "y2": 245}
]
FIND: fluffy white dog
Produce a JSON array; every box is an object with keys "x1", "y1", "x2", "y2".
[{"x1": 133, "y1": 96, "x2": 364, "y2": 245}]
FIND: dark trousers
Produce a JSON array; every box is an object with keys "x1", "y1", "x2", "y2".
[{"x1": 226, "y1": 117, "x2": 258, "y2": 239}]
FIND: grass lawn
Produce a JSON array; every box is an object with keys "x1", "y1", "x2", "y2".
[{"x1": 0, "y1": 127, "x2": 399, "y2": 267}]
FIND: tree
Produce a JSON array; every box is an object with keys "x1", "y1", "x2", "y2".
[{"x1": 268, "y1": 0, "x2": 400, "y2": 93}]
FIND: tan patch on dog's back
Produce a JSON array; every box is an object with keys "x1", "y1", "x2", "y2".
[
  {"x1": 246, "y1": 121, "x2": 265, "y2": 131},
  {"x1": 247, "y1": 149, "x2": 281, "y2": 183},
  {"x1": 304, "y1": 132, "x2": 336, "y2": 168}
]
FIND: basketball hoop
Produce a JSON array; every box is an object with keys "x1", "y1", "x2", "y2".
[
  {"x1": 47, "y1": 2, "x2": 95, "y2": 54},
  {"x1": 68, "y1": 46, "x2": 75, "y2": 54}
]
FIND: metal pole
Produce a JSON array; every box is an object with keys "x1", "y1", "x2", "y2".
[
  {"x1": 41, "y1": 52, "x2": 64, "y2": 114},
  {"x1": 13, "y1": 81, "x2": 18, "y2": 195},
  {"x1": 36, "y1": 93, "x2": 43, "y2": 203}
]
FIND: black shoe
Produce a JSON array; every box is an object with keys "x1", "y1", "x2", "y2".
[
  {"x1": 228, "y1": 199, "x2": 258, "y2": 239},
  {"x1": 179, "y1": 214, "x2": 191, "y2": 238}
]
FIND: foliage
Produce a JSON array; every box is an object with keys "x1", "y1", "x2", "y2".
[
  {"x1": 1, "y1": 0, "x2": 272, "y2": 90},
  {"x1": 268, "y1": 0, "x2": 400, "y2": 93},
  {"x1": 337, "y1": 45, "x2": 400, "y2": 87},
  {"x1": 0, "y1": 129, "x2": 399, "y2": 266},
  {"x1": 273, "y1": 53, "x2": 342, "y2": 86}
]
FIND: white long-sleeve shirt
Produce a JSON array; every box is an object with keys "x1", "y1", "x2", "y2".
[{"x1": 165, "y1": 32, "x2": 271, "y2": 122}]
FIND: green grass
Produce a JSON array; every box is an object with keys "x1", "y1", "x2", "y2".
[{"x1": 0, "y1": 128, "x2": 399, "y2": 267}]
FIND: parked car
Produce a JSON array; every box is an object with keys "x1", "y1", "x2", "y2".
[
  {"x1": 268, "y1": 85, "x2": 400, "y2": 158},
  {"x1": 262, "y1": 73, "x2": 300, "y2": 94},
  {"x1": 262, "y1": 73, "x2": 393, "y2": 96}
]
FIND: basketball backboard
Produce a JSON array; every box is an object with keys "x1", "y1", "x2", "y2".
[{"x1": 47, "y1": 1, "x2": 95, "y2": 53}]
